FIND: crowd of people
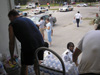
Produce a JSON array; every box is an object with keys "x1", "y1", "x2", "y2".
[
  {"x1": 7, "y1": 9, "x2": 100, "y2": 75},
  {"x1": 36, "y1": 14, "x2": 54, "y2": 46}
]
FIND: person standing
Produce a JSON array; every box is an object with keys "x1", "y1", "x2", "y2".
[
  {"x1": 73, "y1": 24, "x2": 100, "y2": 75},
  {"x1": 62, "y1": 42, "x2": 75, "y2": 62},
  {"x1": 49, "y1": 14, "x2": 53, "y2": 36},
  {"x1": 74, "y1": 11, "x2": 82, "y2": 27},
  {"x1": 8, "y1": 9, "x2": 44, "y2": 75},
  {"x1": 45, "y1": 19, "x2": 52, "y2": 46},
  {"x1": 47, "y1": 2, "x2": 50, "y2": 9},
  {"x1": 37, "y1": 17, "x2": 45, "y2": 39},
  {"x1": 93, "y1": 13, "x2": 100, "y2": 29}
]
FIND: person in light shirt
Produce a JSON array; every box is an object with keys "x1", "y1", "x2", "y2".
[
  {"x1": 49, "y1": 14, "x2": 53, "y2": 36},
  {"x1": 73, "y1": 24, "x2": 100, "y2": 75},
  {"x1": 45, "y1": 18, "x2": 52, "y2": 46},
  {"x1": 74, "y1": 11, "x2": 82, "y2": 27},
  {"x1": 62, "y1": 42, "x2": 75, "y2": 62},
  {"x1": 37, "y1": 17, "x2": 45, "y2": 39}
]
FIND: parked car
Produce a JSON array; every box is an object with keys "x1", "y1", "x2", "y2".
[
  {"x1": 16, "y1": 10, "x2": 27, "y2": 17},
  {"x1": 77, "y1": 3, "x2": 88, "y2": 7},
  {"x1": 26, "y1": 4, "x2": 36, "y2": 9},
  {"x1": 59, "y1": 5, "x2": 73, "y2": 12},
  {"x1": 33, "y1": 7, "x2": 48, "y2": 14},
  {"x1": 28, "y1": 14, "x2": 57, "y2": 26},
  {"x1": 15, "y1": 5, "x2": 21, "y2": 9},
  {"x1": 70, "y1": 2, "x2": 76, "y2": 5}
]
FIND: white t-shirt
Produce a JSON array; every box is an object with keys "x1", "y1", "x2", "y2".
[
  {"x1": 46, "y1": 22, "x2": 52, "y2": 32},
  {"x1": 75, "y1": 13, "x2": 82, "y2": 19},
  {"x1": 77, "y1": 30, "x2": 100, "y2": 74},
  {"x1": 62, "y1": 49, "x2": 73, "y2": 62},
  {"x1": 39, "y1": 20, "x2": 45, "y2": 29}
]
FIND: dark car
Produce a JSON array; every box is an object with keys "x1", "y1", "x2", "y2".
[{"x1": 28, "y1": 14, "x2": 57, "y2": 26}]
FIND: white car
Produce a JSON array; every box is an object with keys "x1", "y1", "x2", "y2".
[
  {"x1": 77, "y1": 3, "x2": 88, "y2": 7},
  {"x1": 33, "y1": 7, "x2": 48, "y2": 14},
  {"x1": 15, "y1": 5, "x2": 21, "y2": 9},
  {"x1": 26, "y1": 4, "x2": 36, "y2": 9},
  {"x1": 59, "y1": 5, "x2": 73, "y2": 12}
]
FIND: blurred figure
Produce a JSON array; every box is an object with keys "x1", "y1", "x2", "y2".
[
  {"x1": 62, "y1": 42, "x2": 75, "y2": 62},
  {"x1": 37, "y1": 17, "x2": 45, "y2": 39},
  {"x1": 93, "y1": 13, "x2": 100, "y2": 29},
  {"x1": 45, "y1": 19, "x2": 52, "y2": 46},
  {"x1": 74, "y1": 11, "x2": 82, "y2": 27},
  {"x1": 47, "y1": 2, "x2": 50, "y2": 9},
  {"x1": 73, "y1": 24, "x2": 100, "y2": 75},
  {"x1": 44, "y1": 42, "x2": 53, "y2": 59},
  {"x1": 8, "y1": 9, "x2": 44, "y2": 75},
  {"x1": 49, "y1": 14, "x2": 53, "y2": 36}
]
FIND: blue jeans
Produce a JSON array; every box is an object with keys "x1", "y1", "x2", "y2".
[
  {"x1": 76, "y1": 19, "x2": 80, "y2": 27},
  {"x1": 47, "y1": 31, "x2": 52, "y2": 42}
]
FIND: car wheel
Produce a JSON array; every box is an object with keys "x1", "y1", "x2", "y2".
[
  {"x1": 66, "y1": 9, "x2": 68, "y2": 12},
  {"x1": 40, "y1": 11, "x2": 42, "y2": 13}
]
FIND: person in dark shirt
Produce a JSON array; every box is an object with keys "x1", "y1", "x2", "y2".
[{"x1": 8, "y1": 9, "x2": 44, "y2": 75}]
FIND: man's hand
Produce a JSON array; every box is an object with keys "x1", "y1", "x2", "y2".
[{"x1": 73, "y1": 48, "x2": 81, "y2": 66}]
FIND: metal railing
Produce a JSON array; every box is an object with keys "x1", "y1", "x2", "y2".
[{"x1": 34, "y1": 47, "x2": 65, "y2": 75}]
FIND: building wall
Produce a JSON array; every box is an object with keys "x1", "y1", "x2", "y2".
[{"x1": 0, "y1": 0, "x2": 14, "y2": 55}]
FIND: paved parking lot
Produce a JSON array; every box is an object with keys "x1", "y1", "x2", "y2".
[
  {"x1": 11, "y1": 7, "x2": 100, "y2": 61},
  {"x1": 41, "y1": 7, "x2": 100, "y2": 61}
]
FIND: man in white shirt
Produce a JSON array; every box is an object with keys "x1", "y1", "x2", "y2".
[
  {"x1": 73, "y1": 24, "x2": 100, "y2": 75},
  {"x1": 37, "y1": 17, "x2": 45, "y2": 39},
  {"x1": 74, "y1": 11, "x2": 82, "y2": 27}
]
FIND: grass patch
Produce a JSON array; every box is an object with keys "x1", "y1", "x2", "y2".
[
  {"x1": 89, "y1": 20, "x2": 94, "y2": 25},
  {"x1": 83, "y1": 17, "x2": 94, "y2": 25},
  {"x1": 49, "y1": 8, "x2": 59, "y2": 10},
  {"x1": 41, "y1": 3, "x2": 61, "y2": 7},
  {"x1": 83, "y1": 17, "x2": 93, "y2": 20},
  {"x1": 21, "y1": 5, "x2": 26, "y2": 7},
  {"x1": 19, "y1": 9, "x2": 30, "y2": 11}
]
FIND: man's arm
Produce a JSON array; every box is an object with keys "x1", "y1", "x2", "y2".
[
  {"x1": 9, "y1": 25, "x2": 15, "y2": 61},
  {"x1": 73, "y1": 48, "x2": 82, "y2": 66}
]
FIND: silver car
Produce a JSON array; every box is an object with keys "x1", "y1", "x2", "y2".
[
  {"x1": 77, "y1": 3, "x2": 88, "y2": 7},
  {"x1": 59, "y1": 5, "x2": 73, "y2": 12},
  {"x1": 33, "y1": 7, "x2": 48, "y2": 14}
]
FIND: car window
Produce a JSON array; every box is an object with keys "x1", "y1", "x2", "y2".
[
  {"x1": 42, "y1": 16, "x2": 46, "y2": 20},
  {"x1": 31, "y1": 16, "x2": 40, "y2": 21},
  {"x1": 45, "y1": 15, "x2": 49, "y2": 19}
]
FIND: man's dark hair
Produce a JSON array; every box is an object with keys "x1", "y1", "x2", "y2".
[
  {"x1": 49, "y1": 14, "x2": 52, "y2": 17},
  {"x1": 40, "y1": 17, "x2": 43, "y2": 20},
  {"x1": 44, "y1": 42, "x2": 49, "y2": 48},
  {"x1": 67, "y1": 42, "x2": 74, "y2": 49},
  {"x1": 96, "y1": 24, "x2": 100, "y2": 30},
  {"x1": 78, "y1": 11, "x2": 80, "y2": 13},
  {"x1": 46, "y1": 18, "x2": 49, "y2": 21},
  {"x1": 8, "y1": 9, "x2": 19, "y2": 17}
]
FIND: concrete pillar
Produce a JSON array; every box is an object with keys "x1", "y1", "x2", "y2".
[{"x1": 0, "y1": 0, "x2": 14, "y2": 55}]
